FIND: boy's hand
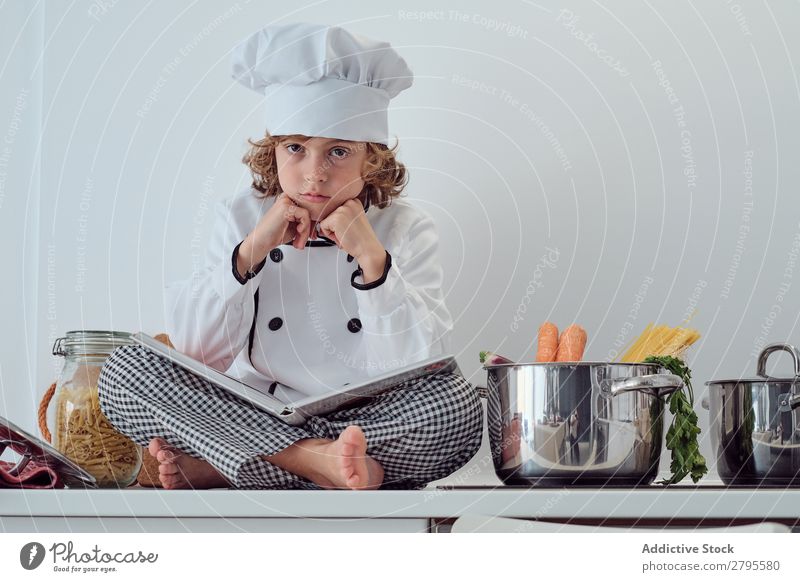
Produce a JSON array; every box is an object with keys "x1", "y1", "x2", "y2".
[
  {"x1": 318, "y1": 199, "x2": 384, "y2": 260},
  {"x1": 238, "y1": 194, "x2": 317, "y2": 276},
  {"x1": 283, "y1": 200, "x2": 317, "y2": 249},
  {"x1": 247, "y1": 192, "x2": 317, "y2": 252}
]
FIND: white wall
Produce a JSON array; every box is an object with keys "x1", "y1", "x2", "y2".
[
  {"x1": 3, "y1": 0, "x2": 800, "y2": 487},
  {"x1": 0, "y1": 1, "x2": 44, "y2": 435}
]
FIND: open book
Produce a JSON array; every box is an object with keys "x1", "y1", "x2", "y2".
[{"x1": 130, "y1": 332, "x2": 461, "y2": 426}]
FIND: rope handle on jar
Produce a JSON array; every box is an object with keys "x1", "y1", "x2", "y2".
[{"x1": 38, "y1": 382, "x2": 57, "y2": 443}]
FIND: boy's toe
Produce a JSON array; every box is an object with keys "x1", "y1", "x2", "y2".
[
  {"x1": 148, "y1": 438, "x2": 165, "y2": 457},
  {"x1": 156, "y1": 449, "x2": 178, "y2": 463},
  {"x1": 159, "y1": 462, "x2": 180, "y2": 476},
  {"x1": 160, "y1": 476, "x2": 179, "y2": 489}
]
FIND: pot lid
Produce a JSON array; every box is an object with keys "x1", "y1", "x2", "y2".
[
  {"x1": 706, "y1": 343, "x2": 800, "y2": 387},
  {"x1": 705, "y1": 377, "x2": 800, "y2": 386}
]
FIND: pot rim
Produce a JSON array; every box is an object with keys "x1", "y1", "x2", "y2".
[
  {"x1": 482, "y1": 360, "x2": 662, "y2": 369},
  {"x1": 706, "y1": 378, "x2": 800, "y2": 386}
]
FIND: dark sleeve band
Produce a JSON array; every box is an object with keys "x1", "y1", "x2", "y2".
[
  {"x1": 232, "y1": 240, "x2": 267, "y2": 285},
  {"x1": 351, "y1": 250, "x2": 392, "y2": 290}
]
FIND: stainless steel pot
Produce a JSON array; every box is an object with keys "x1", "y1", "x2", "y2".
[
  {"x1": 481, "y1": 361, "x2": 683, "y2": 486},
  {"x1": 703, "y1": 343, "x2": 800, "y2": 486}
]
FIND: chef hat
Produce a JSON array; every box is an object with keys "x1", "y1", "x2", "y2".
[{"x1": 231, "y1": 22, "x2": 413, "y2": 146}]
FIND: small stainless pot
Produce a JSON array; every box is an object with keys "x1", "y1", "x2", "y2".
[
  {"x1": 703, "y1": 343, "x2": 800, "y2": 486},
  {"x1": 482, "y1": 361, "x2": 683, "y2": 486}
]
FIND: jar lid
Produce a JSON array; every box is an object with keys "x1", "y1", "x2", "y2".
[
  {"x1": 0, "y1": 414, "x2": 97, "y2": 488},
  {"x1": 52, "y1": 330, "x2": 133, "y2": 357}
]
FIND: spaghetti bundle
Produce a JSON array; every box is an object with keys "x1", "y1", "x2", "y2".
[{"x1": 618, "y1": 323, "x2": 700, "y2": 363}]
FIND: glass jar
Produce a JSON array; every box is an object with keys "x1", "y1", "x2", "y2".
[{"x1": 49, "y1": 330, "x2": 142, "y2": 488}]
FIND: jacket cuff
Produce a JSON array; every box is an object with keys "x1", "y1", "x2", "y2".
[
  {"x1": 351, "y1": 250, "x2": 392, "y2": 291},
  {"x1": 232, "y1": 240, "x2": 267, "y2": 285},
  {"x1": 353, "y1": 255, "x2": 409, "y2": 318},
  {"x1": 210, "y1": 242, "x2": 265, "y2": 304}
]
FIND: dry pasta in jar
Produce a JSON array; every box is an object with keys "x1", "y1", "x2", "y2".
[{"x1": 50, "y1": 331, "x2": 142, "y2": 487}]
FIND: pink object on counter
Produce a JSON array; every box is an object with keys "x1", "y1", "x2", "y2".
[{"x1": 0, "y1": 458, "x2": 63, "y2": 489}]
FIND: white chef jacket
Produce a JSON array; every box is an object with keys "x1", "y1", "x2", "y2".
[{"x1": 164, "y1": 188, "x2": 454, "y2": 405}]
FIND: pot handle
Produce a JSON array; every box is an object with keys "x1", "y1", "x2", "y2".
[
  {"x1": 602, "y1": 374, "x2": 683, "y2": 398},
  {"x1": 756, "y1": 343, "x2": 800, "y2": 380},
  {"x1": 780, "y1": 393, "x2": 800, "y2": 412},
  {"x1": 0, "y1": 439, "x2": 33, "y2": 477}
]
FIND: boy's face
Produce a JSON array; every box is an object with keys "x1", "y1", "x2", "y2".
[{"x1": 274, "y1": 135, "x2": 368, "y2": 222}]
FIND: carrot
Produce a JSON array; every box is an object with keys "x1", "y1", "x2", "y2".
[
  {"x1": 555, "y1": 324, "x2": 587, "y2": 362},
  {"x1": 536, "y1": 322, "x2": 559, "y2": 362}
]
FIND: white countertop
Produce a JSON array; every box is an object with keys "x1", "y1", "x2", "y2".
[{"x1": 2, "y1": 484, "x2": 799, "y2": 520}]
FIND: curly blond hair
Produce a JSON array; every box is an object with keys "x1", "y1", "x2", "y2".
[{"x1": 242, "y1": 132, "x2": 408, "y2": 209}]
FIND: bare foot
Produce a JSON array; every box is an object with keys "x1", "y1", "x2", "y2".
[
  {"x1": 315, "y1": 425, "x2": 384, "y2": 490},
  {"x1": 147, "y1": 438, "x2": 231, "y2": 490}
]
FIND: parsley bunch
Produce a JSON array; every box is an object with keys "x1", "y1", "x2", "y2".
[{"x1": 643, "y1": 355, "x2": 708, "y2": 485}]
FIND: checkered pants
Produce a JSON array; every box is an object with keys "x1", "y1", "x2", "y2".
[{"x1": 96, "y1": 345, "x2": 483, "y2": 490}]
